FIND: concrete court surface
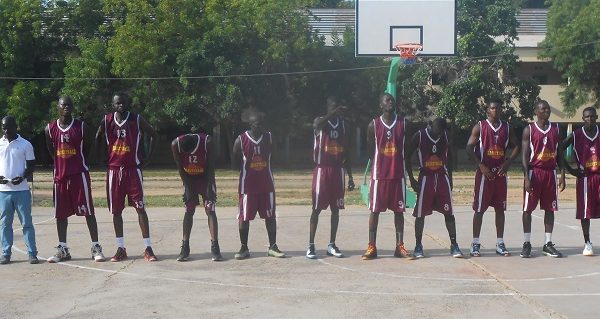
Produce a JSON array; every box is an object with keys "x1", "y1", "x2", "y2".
[{"x1": 1, "y1": 204, "x2": 600, "y2": 319}]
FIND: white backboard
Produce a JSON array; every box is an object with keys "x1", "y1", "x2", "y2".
[{"x1": 356, "y1": 0, "x2": 457, "y2": 56}]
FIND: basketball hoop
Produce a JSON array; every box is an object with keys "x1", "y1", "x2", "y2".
[{"x1": 394, "y1": 43, "x2": 423, "y2": 65}]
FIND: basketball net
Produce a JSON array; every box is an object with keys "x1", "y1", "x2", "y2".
[{"x1": 394, "y1": 43, "x2": 423, "y2": 65}]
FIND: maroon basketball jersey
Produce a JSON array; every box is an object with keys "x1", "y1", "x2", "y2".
[
  {"x1": 104, "y1": 112, "x2": 143, "y2": 168},
  {"x1": 372, "y1": 115, "x2": 405, "y2": 180},
  {"x1": 528, "y1": 122, "x2": 559, "y2": 169},
  {"x1": 476, "y1": 120, "x2": 509, "y2": 169},
  {"x1": 573, "y1": 126, "x2": 600, "y2": 174},
  {"x1": 314, "y1": 118, "x2": 345, "y2": 166},
  {"x1": 47, "y1": 119, "x2": 89, "y2": 181},
  {"x1": 417, "y1": 128, "x2": 448, "y2": 175},
  {"x1": 239, "y1": 131, "x2": 275, "y2": 194},
  {"x1": 177, "y1": 133, "x2": 209, "y2": 177}
]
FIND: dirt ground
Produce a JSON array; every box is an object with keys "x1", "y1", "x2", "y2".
[{"x1": 1, "y1": 202, "x2": 599, "y2": 318}]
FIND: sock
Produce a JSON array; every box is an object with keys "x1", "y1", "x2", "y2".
[
  {"x1": 545, "y1": 233, "x2": 552, "y2": 244},
  {"x1": 524, "y1": 233, "x2": 531, "y2": 243},
  {"x1": 91, "y1": 241, "x2": 99, "y2": 247},
  {"x1": 116, "y1": 237, "x2": 125, "y2": 248},
  {"x1": 143, "y1": 238, "x2": 152, "y2": 248},
  {"x1": 59, "y1": 242, "x2": 67, "y2": 248},
  {"x1": 472, "y1": 238, "x2": 480, "y2": 244},
  {"x1": 497, "y1": 238, "x2": 504, "y2": 245}
]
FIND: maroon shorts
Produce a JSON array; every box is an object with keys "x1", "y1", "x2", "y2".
[
  {"x1": 238, "y1": 192, "x2": 276, "y2": 221},
  {"x1": 413, "y1": 172, "x2": 453, "y2": 217},
  {"x1": 312, "y1": 166, "x2": 345, "y2": 211},
  {"x1": 576, "y1": 174, "x2": 600, "y2": 219},
  {"x1": 472, "y1": 169, "x2": 507, "y2": 213},
  {"x1": 54, "y1": 171, "x2": 95, "y2": 219},
  {"x1": 523, "y1": 168, "x2": 558, "y2": 212},
  {"x1": 183, "y1": 177, "x2": 216, "y2": 214},
  {"x1": 107, "y1": 167, "x2": 145, "y2": 215},
  {"x1": 369, "y1": 179, "x2": 405, "y2": 213}
]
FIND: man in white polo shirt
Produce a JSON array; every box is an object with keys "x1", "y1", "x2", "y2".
[{"x1": 0, "y1": 116, "x2": 38, "y2": 264}]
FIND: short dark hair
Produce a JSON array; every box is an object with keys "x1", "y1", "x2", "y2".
[
  {"x1": 486, "y1": 98, "x2": 502, "y2": 107},
  {"x1": 380, "y1": 93, "x2": 396, "y2": 103},
  {"x1": 431, "y1": 117, "x2": 447, "y2": 130},
  {"x1": 583, "y1": 106, "x2": 596, "y2": 115},
  {"x1": 113, "y1": 92, "x2": 129, "y2": 104},
  {"x1": 535, "y1": 99, "x2": 550, "y2": 109}
]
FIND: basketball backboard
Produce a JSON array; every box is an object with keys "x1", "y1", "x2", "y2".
[{"x1": 356, "y1": 0, "x2": 457, "y2": 57}]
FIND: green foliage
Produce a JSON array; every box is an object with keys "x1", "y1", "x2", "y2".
[
  {"x1": 540, "y1": 0, "x2": 600, "y2": 116},
  {"x1": 6, "y1": 81, "x2": 48, "y2": 137}
]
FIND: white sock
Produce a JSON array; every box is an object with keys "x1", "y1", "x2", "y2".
[
  {"x1": 116, "y1": 237, "x2": 125, "y2": 248},
  {"x1": 143, "y1": 238, "x2": 152, "y2": 248},
  {"x1": 524, "y1": 233, "x2": 531, "y2": 242},
  {"x1": 545, "y1": 233, "x2": 552, "y2": 244},
  {"x1": 472, "y1": 238, "x2": 480, "y2": 244},
  {"x1": 497, "y1": 238, "x2": 504, "y2": 245},
  {"x1": 59, "y1": 242, "x2": 67, "y2": 248},
  {"x1": 91, "y1": 241, "x2": 99, "y2": 247}
]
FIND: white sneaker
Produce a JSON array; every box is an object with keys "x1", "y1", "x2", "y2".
[
  {"x1": 91, "y1": 244, "x2": 106, "y2": 262},
  {"x1": 47, "y1": 245, "x2": 71, "y2": 263},
  {"x1": 326, "y1": 243, "x2": 344, "y2": 258},
  {"x1": 306, "y1": 244, "x2": 317, "y2": 259},
  {"x1": 583, "y1": 242, "x2": 594, "y2": 256}
]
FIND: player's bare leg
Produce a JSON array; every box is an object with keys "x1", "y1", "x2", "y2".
[
  {"x1": 57, "y1": 218, "x2": 68, "y2": 243},
  {"x1": 327, "y1": 207, "x2": 343, "y2": 257},
  {"x1": 520, "y1": 211, "x2": 533, "y2": 258},
  {"x1": 542, "y1": 209, "x2": 561, "y2": 257},
  {"x1": 48, "y1": 218, "x2": 72, "y2": 263},
  {"x1": 581, "y1": 219, "x2": 594, "y2": 255},
  {"x1": 414, "y1": 217, "x2": 425, "y2": 258},
  {"x1": 207, "y1": 211, "x2": 222, "y2": 261},
  {"x1": 177, "y1": 210, "x2": 194, "y2": 261},
  {"x1": 266, "y1": 218, "x2": 285, "y2": 257},
  {"x1": 235, "y1": 221, "x2": 250, "y2": 260},
  {"x1": 110, "y1": 213, "x2": 128, "y2": 262},
  {"x1": 362, "y1": 212, "x2": 379, "y2": 260},
  {"x1": 85, "y1": 215, "x2": 105, "y2": 261},
  {"x1": 135, "y1": 208, "x2": 156, "y2": 261},
  {"x1": 445, "y1": 215, "x2": 463, "y2": 257},
  {"x1": 393, "y1": 213, "x2": 411, "y2": 258},
  {"x1": 307, "y1": 209, "x2": 321, "y2": 259},
  {"x1": 470, "y1": 212, "x2": 483, "y2": 256},
  {"x1": 493, "y1": 207, "x2": 509, "y2": 256}
]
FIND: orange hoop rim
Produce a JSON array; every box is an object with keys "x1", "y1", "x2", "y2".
[{"x1": 394, "y1": 43, "x2": 423, "y2": 59}]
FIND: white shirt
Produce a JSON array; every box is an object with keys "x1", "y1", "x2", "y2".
[{"x1": 0, "y1": 134, "x2": 35, "y2": 191}]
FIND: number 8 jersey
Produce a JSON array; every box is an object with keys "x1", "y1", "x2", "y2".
[
  {"x1": 104, "y1": 112, "x2": 143, "y2": 168},
  {"x1": 176, "y1": 133, "x2": 209, "y2": 177}
]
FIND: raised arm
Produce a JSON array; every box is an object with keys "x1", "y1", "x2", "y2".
[
  {"x1": 313, "y1": 106, "x2": 345, "y2": 131},
  {"x1": 139, "y1": 116, "x2": 157, "y2": 167}
]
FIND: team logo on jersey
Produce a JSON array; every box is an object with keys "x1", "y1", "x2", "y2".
[
  {"x1": 112, "y1": 140, "x2": 131, "y2": 155},
  {"x1": 585, "y1": 154, "x2": 600, "y2": 172},
  {"x1": 536, "y1": 150, "x2": 556, "y2": 161},
  {"x1": 424, "y1": 155, "x2": 443, "y2": 171},
  {"x1": 56, "y1": 145, "x2": 77, "y2": 158},
  {"x1": 382, "y1": 141, "x2": 397, "y2": 156},
  {"x1": 486, "y1": 144, "x2": 505, "y2": 160},
  {"x1": 324, "y1": 140, "x2": 344, "y2": 155},
  {"x1": 250, "y1": 155, "x2": 267, "y2": 171},
  {"x1": 184, "y1": 165, "x2": 205, "y2": 175}
]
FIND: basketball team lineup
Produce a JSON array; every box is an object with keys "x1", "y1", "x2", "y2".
[{"x1": 1, "y1": 92, "x2": 597, "y2": 266}]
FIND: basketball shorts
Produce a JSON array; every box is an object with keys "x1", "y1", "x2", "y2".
[
  {"x1": 54, "y1": 171, "x2": 95, "y2": 219},
  {"x1": 472, "y1": 168, "x2": 507, "y2": 213},
  {"x1": 312, "y1": 166, "x2": 345, "y2": 211},
  {"x1": 523, "y1": 168, "x2": 558, "y2": 212},
  {"x1": 107, "y1": 166, "x2": 145, "y2": 215},
  {"x1": 369, "y1": 179, "x2": 405, "y2": 213},
  {"x1": 413, "y1": 172, "x2": 453, "y2": 217},
  {"x1": 183, "y1": 177, "x2": 216, "y2": 214},
  {"x1": 238, "y1": 192, "x2": 276, "y2": 221},
  {"x1": 576, "y1": 174, "x2": 600, "y2": 219}
]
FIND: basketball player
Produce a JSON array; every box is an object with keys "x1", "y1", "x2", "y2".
[
  {"x1": 466, "y1": 100, "x2": 520, "y2": 257},
  {"x1": 45, "y1": 96, "x2": 105, "y2": 263},
  {"x1": 521, "y1": 100, "x2": 565, "y2": 258},
  {"x1": 362, "y1": 93, "x2": 412, "y2": 260},
  {"x1": 171, "y1": 132, "x2": 222, "y2": 261},
  {"x1": 306, "y1": 97, "x2": 355, "y2": 259},
  {"x1": 232, "y1": 111, "x2": 285, "y2": 259},
  {"x1": 95, "y1": 93, "x2": 158, "y2": 262},
  {"x1": 561, "y1": 107, "x2": 600, "y2": 256},
  {"x1": 406, "y1": 118, "x2": 462, "y2": 258}
]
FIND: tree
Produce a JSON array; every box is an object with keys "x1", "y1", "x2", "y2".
[{"x1": 540, "y1": 0, "x2": 600, "y2": 116}]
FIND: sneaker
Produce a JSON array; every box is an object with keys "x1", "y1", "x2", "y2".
[
  {"x1": 495, "y1": 242, "x2": 511, "y2": 256},
  {"x1": 267, "y1": 244, "x2": 286, "y2": 258},
  {"x1": 470, "y1": 243, "x2": 481, "y2": 257},
  {"x1": 110, "y1": 247, "x2": 128, "y2": 262},
  {"x1": 306, "y1": 244, "x2": 317, "y2": 259},
  {"x1": 47, "y1": 245, "x2": 71, "y2": 263},
  {"x1": 583, "y1": 242, "x2": 594, "y2": 256},
  {"x1": 28, "y1": 254, "x2": 39, "y2": 264},
  {"x1": 176, "y1": 242, "x2": 190, "y2": 262},
  {"x1": 91, "y1": 244, "x2": 106, "y2": 262},
  {"x1": 361, "y1": 243, "x2": 377, "y2": 260},
  {"x1": 394, "y1": 243, "x2": 413, "y2": 259},
  {"x1": 326, "y1": 243, "x2": 344, "y2": 258},
  {"x1": 542, "y1": 241, "x2": 562, "y2": 258},
  {"x1": 413, "y1": 244, "x2": 424, "y2": 259},
  {"x1": 143, "y1": 246, "x2": 158, "y2": 262},
  {"x1": 211, "y1": 242, "x2": 223, "y2": 261},
  {"x1": 450, "y1": 243, "x2": 464, "y2": 258},
  {"x1": 520, "y1": 242, "x2": 532, "y2": 258},
  {"x1": 234, "y1": 246, "x2": 250, "y2": 260},
  {"x1": 0, "y1": 255, "x2": 10, "y2": 265}
]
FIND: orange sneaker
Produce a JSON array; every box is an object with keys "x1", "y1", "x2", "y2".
[
  {"x1": 361, "y1": 243, "x2": 378, "y2": 260},
  {"x1": 110, "y1": 247, "x2": 128, "y2": 262},
  {"x1": 143, "y1": 247, "x2": 158, "y2": 262},
  {"x1": 394, "y1": 243, "x2": 414, "y2": 259}
]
